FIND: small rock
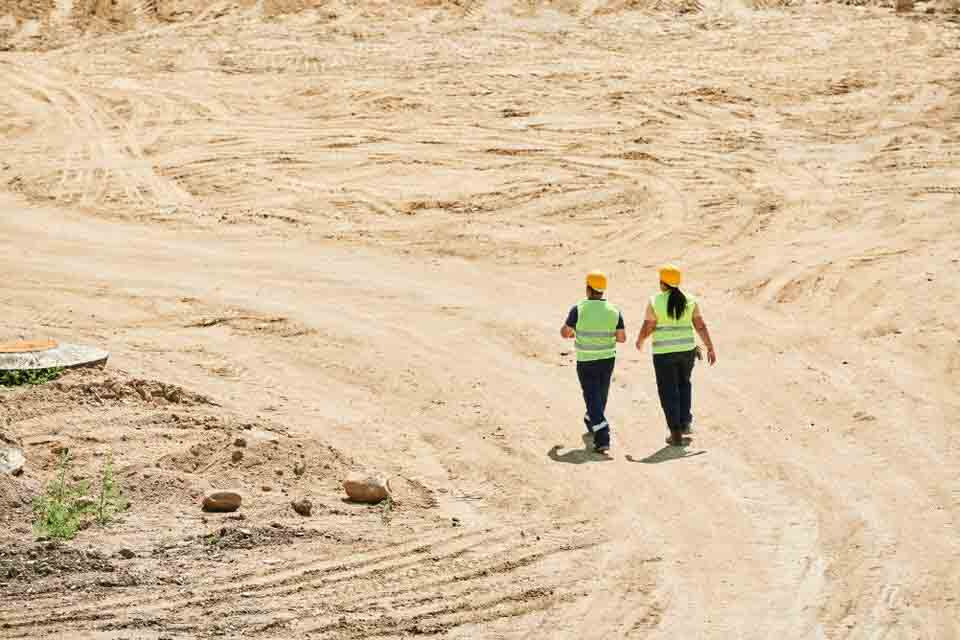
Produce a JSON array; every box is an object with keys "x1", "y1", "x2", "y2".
[
  {"x1": 234, "y1": 437, "x2": 246, "y2": 448},
  {"x1": 202, "y1": 491, "x2": 242, "y2": 513},
  {"x1": 275, "y1": 469, "x2": 284, "y2": 476},
  {"x1": 74, "y1": 496, "x2": 97, "y2": 510},
  {"x1": 291, "y1": 498, "x2": 312, "y2": 516},
  {"x1": 262, "y1": 485, "x2": 272, "y2": 492},
  {"x1": 342, "y1": 473, "x2": 390, "y2": 504},
  {"x1": 118, "y1": 548, "x2": 135, "y2": 559},
  {"x1": 293, "y1": 461, "x2": 306, "y2": 477},
  {"x1": 0, "y1": 447, "x2": 25, "y2": 476},
  {"x1": 231, "y1": 450, "x2": 244, "y2": 463}
]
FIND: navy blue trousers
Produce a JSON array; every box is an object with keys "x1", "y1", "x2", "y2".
[{"x1": 576, "y1": 357, "x2": 614, "y2": 448}]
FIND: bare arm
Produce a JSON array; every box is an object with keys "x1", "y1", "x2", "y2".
[
  {"x1": 692, "y1": 304, "x2": 716, "y2": 365},
  {"x1": 616, "y1": 329, "x2": 627, "y2": 343},
  {"x1": 635, "y1": 303, "x2": 657, "y2": 351}
]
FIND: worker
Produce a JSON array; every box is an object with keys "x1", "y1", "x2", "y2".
[
  {"x1": 561, "y1": 271, "x2": 627, "y2": 454},
  {"x1": 635, "y1": 265, "x2": 716, "y2": 446}
]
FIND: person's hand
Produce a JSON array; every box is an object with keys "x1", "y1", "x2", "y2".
[
  {"x1": 707, "y1": 347, "x2": 717, "y2": 366},
  {"x1": 635, "y1": 339, "x2": 644, "y2": 352}
]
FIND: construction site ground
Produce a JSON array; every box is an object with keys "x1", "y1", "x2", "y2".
[{"x1": 1, "y1": 0, "x2": 958, "y2": 638}]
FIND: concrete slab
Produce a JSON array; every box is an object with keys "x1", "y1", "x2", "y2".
[{"x1": 0, "y1": 341, "x2": 109, "y2": 371}]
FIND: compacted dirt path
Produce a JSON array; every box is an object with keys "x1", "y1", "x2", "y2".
[{"x1": 1, "y1": 1, "x2": 958, "y2": 638}]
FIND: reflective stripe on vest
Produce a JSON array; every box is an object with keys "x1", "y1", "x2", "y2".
[
  {"x1": 651, "y1": 291, "x2": 696, "y2": 355},
  {"x1": 575, "y1": 299, "x2": 620, "y2": 362}
]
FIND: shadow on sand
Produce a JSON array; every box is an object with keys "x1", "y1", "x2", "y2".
[
  {"x1": 626, "y1": 440, "x2": 706, "y2": 464},
  {"x1": 548, "y1": 433, "x2": 612, "y2": 464}
]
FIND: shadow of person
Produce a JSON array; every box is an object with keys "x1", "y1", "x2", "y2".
[
  {"x1": 626, "y1": 443, "x2": 706, "y2": 464},
  {"x1": 548, "y1": 443, "x2": 612, "y2": 464}
]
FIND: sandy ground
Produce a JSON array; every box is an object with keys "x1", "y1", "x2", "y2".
[{"x1": 1, "y1": 0, "x2": 959, "y2": 637}]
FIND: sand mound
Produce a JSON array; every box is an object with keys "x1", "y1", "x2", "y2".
[
  {"x1": 1, "y1": 368, "x2": 438, "y2": 550},
  {"x1": 0, "y1": 369, "x2": 215, "y2": 426},
  {"x1": 0, "y1": 0, "x2": 818, "y2": 53}
]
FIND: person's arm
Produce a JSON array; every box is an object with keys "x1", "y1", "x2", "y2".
[
  {"x1": 635, "y1": 303, "x2": 657, "y2": 351},
  {"x1": 615, "y1": 312, "x2": 626, "y2": 343},
  {"x1": 561, "y1": 306, "x2": 577, "y2": 339},
  {"x1": 692, "y1": 304, "x2": 716, "y2": 365}
]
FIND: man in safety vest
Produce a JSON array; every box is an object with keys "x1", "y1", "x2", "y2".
[{"x1": 561, "y1": 271, "x2": 627, "y2": 454}]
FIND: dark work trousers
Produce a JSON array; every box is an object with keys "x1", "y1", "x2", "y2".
[
  {"x1": 653, "y1": 349, "x2": 696, "y2": 431},
  {"x1": 576, "y1": 357, "x2": 615, "y2": 448}
]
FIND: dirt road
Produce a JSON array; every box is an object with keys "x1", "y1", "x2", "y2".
[{"x1": 1, "y1": 0, "x2": 958, "y2": 638}]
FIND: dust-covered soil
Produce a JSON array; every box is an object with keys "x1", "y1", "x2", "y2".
[{"x1": 1, "y1": 0, "x2": 958, "y2": 637}]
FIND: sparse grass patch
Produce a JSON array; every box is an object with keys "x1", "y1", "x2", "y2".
[
  {"x1": 32, "y1": 451, "x2": 128, "y2": 540},
  {"x1": 95, "y1": 457, "x2": 127, "y2": 526},
  {"x1": 0, "y1": 367, "x2": 64, "y2": 387}
]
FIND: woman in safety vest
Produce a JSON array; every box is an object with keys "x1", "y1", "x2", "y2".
[{"x1": 635, "y1": 265, "x2": 716, "y2": 446}]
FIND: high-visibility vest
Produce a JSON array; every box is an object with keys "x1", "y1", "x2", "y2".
[
  {"x1": 651, "y1": 291, "x2": 697, "y2": 355},
  {"x1": 575, "y1": 299, "x2": 620, "y2": 362}
]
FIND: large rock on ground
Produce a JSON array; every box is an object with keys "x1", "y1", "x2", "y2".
[
  {"x1": 202, "y1": 491, "x2": 242, "y2": 512},
  {"x1": 342, "y1": 473, "x2": 389, "y2": 504}
]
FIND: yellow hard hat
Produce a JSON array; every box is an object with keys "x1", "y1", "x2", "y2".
[
  {"x1": 586, "y1": 271, "x2": 608, "y2": 292},
  {"x1": 659, "y1": 264, "x2": 682, "y2": 287}
]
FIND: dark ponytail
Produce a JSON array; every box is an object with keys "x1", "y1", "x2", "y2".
[{"x1": 666, "y1": 286, "x2": 687, "y2": 320}]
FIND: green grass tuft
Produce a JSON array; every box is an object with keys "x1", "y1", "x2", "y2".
[
  {"x1": 32, "y1": 451, "x2": 128, "y2": 540},
  {"x1": 0, "y1": 367, "x2": 64, "y2": 387}
]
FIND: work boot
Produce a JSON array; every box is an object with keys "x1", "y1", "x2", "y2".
[
  {"x1": 592, "y1": 423, "x2": 611, "y2": 452},
  {"x1": 665, "y1": 428, "x2": 684, "y2": 446},
  {"x1": 681, "y1": 417, "x2": 694, "y2": 436},
  {"x1": 581, "y1": 432, "x2": 594, "y2": 450}
]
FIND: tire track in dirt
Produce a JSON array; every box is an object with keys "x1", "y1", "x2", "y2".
[
  {"x1": 300, "y1": 587, "x2": 580, "y2": 638},
  {"x1": 2, "y1": 64, "x2": 190, "y2": 212},
  {"x1": 1, "y1": 526, "x2": 499, "y2": 629},
  {"x1": 2, "y1": 521, "x2": 601, "y2": 636},
  {"x1": 163, "y1": 540, "x2": 601, "y2": 637}
]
